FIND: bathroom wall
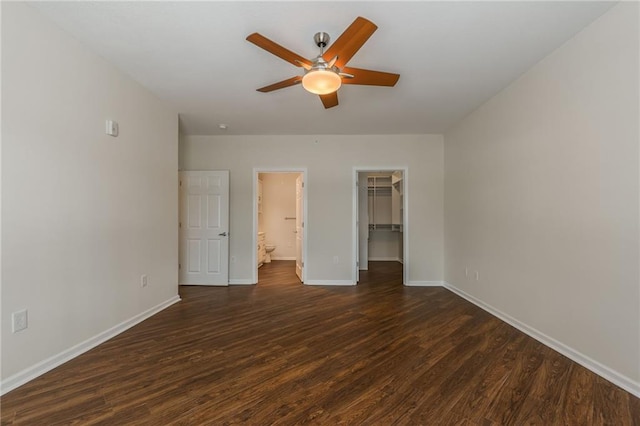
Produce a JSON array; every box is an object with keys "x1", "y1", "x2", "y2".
[{"x1": 260, "y1": 173, "x2": 299, "y2": 260}]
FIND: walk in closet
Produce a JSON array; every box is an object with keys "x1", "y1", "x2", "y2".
[{"x1": 360, "y1": 171, "x2": 403, "y2": 266}]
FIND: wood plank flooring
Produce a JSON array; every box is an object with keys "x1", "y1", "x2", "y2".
[{"x1": 2, "y1": 261, "x2": 638, "y2": 425}]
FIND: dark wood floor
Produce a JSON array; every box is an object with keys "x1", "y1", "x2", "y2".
[{"x1": 2, "y1": 261, "x2": 638, "y2": 425}]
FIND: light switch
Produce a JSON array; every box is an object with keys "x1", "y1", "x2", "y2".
[{"x1": 105, "y1": 120, "x2": 119, "y2": 137}]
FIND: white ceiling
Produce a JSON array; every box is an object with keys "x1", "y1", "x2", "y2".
[{"x1": 31, "y1": 1, "x2": 614, "y2": 135}]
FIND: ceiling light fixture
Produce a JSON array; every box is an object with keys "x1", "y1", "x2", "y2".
[
  {"x1": 299, "y1": 32, "x2": 341, "y2": 95},
  {"x1": 302, "y1": 69, "x2": 342, "y2": 95}
]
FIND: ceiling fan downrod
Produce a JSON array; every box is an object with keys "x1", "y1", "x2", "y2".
[{"x1": 313, "y1": 32, "x2": 330, "y2": 55}]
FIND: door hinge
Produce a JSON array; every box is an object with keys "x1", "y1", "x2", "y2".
[
  {"x1": 302, "y1": 262, "x2": 304, "y2": 267},
  {"x1": 302, "y1": 221, "x2": 304, "y2": 228},
  {"x1": 302, "y1": 181, "x2": 304, "y2": 188},
  {"x1": 179, "y1": 222, "x2": 182, "y2": 228},
  {"x1": 179, "y1": 263, "x2": 181, "y2": 270},
  {"x1": 179, "y1": 180, "x2": 182, "y2": 187}
]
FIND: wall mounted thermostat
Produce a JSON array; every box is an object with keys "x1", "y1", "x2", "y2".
[{"x1": 105, "y1": 120, "x2": 119, "y2": 137}]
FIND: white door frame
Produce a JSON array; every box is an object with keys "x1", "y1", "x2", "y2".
[
  {"x1": 253, "y1": 168, "x2": 308, "y2": 284},
  {"x1": 356, "y1": 173, "x2": 369, "y2": 282},
  {"x1": 352, "y1": 167, "x2": 409, "y2": 285}
]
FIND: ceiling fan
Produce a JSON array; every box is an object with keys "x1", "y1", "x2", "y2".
[{"x1": 246, "y1": 17, "x2": 400, "y2": 109}]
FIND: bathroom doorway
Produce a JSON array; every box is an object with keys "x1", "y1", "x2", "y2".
[{"x1": 253, "y1": 169, "x2": 307, "y2": 284}]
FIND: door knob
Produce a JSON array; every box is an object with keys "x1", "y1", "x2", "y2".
[{"x1": 218, "y1": 232, "x2": 227, "y2": 236}]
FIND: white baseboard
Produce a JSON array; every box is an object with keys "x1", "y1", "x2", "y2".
[
  {"x1": 405, "y1": 280, "x2": 444, "y2": 287},
  {"x1": 305, "y1": 280, "x2": 356, "y2": 286},
  {"x1": 228, "y1": 279, "x2": 255, "y2": 285},
  {"x1": 443, "y1": 282, "x2": 640, "y2": 398},
  {"x1": 0, "y1": 295, "x2": 181, "y2": 396},
  {"x1": 271, "y1": 256, "x2": 296, "y2": 261}
]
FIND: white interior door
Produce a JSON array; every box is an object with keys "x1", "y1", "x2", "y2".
[
  {"x1": 295, "y1": 175, "x2": 304, "y2": 282},
  {"x1": 358, "y1": 174, "x2": 369, "y2": 278},
  {"x1": 179, "y1": 171, "x2": 229, "y2": 286}
]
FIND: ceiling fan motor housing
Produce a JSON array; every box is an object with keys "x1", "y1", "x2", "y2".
[{"x1": 309, "y1": 56, "x2": 331, "y2": 72}]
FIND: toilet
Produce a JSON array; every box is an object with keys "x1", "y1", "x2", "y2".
[{"x1": 264, "y1": 245, "x2": 276, "y2": 263}]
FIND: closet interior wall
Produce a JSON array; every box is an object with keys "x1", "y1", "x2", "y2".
[{"x1": 366, "y1": 172, "x2": 403, "y2": 263}]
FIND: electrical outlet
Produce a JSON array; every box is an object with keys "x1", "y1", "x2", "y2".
[
  {"x1": 12, "y1": 309, "x2": 28, "y2": 333},
  {"x1": 475, "y1": 271, "x2": 479, "y2": 281},
  {"x1": 141, "y1": 274, "x2": 148, "y2": 287},
  {"x1": 333, "y1": 256, "x2": 339, "y2": 264}
]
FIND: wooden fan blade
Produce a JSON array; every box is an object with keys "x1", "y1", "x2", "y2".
[
  {"x1": 319, "y1": 92, "x2": 339, "y2": 109},
  {"x1": 323, "y1": 17, "x2": 377, "y2": 69},
  {"x1": 257, "y1": 76, "x2": 302, "y2": 92},
  {"x1": 341, "y1": 67, "x2": 400, "y2": 86},
  {"x1": 247, "y1": 33, "x2": 312, "y2": 68}
]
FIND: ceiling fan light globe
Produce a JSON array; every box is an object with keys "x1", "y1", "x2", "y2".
[{"x1": 301, "y1": 69, "x2": 342, "y2": 95}]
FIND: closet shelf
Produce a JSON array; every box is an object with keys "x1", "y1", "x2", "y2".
[
  {"x1": 368, "y1": 173, "x2": 402, "y2": 230},
  {"x1": 369, "y1": 223, "x2": 402, "y2": 232},
  {"x1": 368, "y1": 188, "x2": 392, "y2": 195}
]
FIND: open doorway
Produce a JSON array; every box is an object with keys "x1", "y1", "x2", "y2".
[
  {"x1": 353, "y1": 168, "x2": 407, "y2": 284},
  {"x1": 254, "y1": 169, "x2": 307, "y2": 284}
]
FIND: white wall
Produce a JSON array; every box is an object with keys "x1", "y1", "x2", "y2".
[
  {"x1": 260, "y1": 173, "x2": 298, "y2": 260},
  {"x1": 1, "y1": 3, "x2": 179, "y2": 388},
  {"x1": 444, "y1": 2, "x2": 639, "y2": 393},
  {"x1": 180, "y1": 134, "x2": 444, "y2": 285},
  {"x1": 368, "y1": 231, "x2": 401, "y2": 262}
]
